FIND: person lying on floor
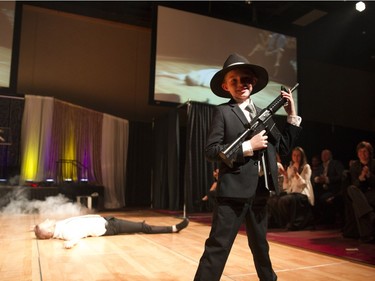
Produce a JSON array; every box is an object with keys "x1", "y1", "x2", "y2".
[{"x1": 33, "y1": 215, "x2": 189, "y2": 249}]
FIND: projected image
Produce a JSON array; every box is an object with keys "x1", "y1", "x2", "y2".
[
  {"x1": 152, "y1": 6, "x2": 298, "y2": 114},
  {"x1": 0, "y1": 1, "x2": 15, "y2": 89}
]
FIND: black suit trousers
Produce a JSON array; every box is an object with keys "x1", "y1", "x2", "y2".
[
  {"x1": 103, "y1": 217, "x2": 172, "y2": 235},
  {"x1": 194, "y1": 181, "x2": 277, "y2": 281}
]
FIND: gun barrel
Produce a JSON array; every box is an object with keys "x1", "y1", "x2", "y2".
[{"x1": 290, "y1": 83, "x2": 299, "y2": 92}]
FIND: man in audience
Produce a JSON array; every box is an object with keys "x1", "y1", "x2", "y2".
[
  {"x1": 313, "y1": 149, "x2": 345, "y2": 226},
  {"x1": 346, "y1": 141, "x2": 375, "y2": 243}
]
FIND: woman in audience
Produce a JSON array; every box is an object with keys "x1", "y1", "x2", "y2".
[{"x1": 278, "y1": 146, "x2": 315, "y2": 230}]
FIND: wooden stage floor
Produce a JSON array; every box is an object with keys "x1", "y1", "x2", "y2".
[{"x1": 1, "y1": 209, "x2": 374, "y2": 281}]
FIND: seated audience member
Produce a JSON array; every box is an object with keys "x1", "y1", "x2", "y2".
[
  {"x1": 202, "y1": 168, "x2": 219, "y2": 202},
  {"x1": 345, "y1": 141, "x2": 375, "y2": 243},
  {"x1": 313, "y1": 149, "x2": 345, "y2": 226},
  {"x1": 342, "y1": 160, "x2": 359, "y2": 238},
  {"x1": 310, "y1": 154, "x2": 322, "y2": 182},
  {"x1": 34, "y1": 215, "x2": 189, "y2": 249},
  {"x1": 276, "y1": 153, "x2": 287, "y2": 190},
  {"x1": 201, "y1": 168, "x2": 219, "y2": 211},
  {"x1": 267, "y1": 154, "x2": 287, "y2": 228},
  {"x1": 268, "y1": 147, "x2": 314, "y2": 230}
]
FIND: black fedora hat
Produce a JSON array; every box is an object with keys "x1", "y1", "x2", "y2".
[{"x1": 210, "y1": 53, "x2": 269, "y2": 98}]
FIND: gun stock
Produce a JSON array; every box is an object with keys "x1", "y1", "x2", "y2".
[{"x1": 219, "y1": 83, "x2": 299, "y2": 168}]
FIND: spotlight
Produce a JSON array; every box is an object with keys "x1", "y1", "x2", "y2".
[
  {"x1": 356, "y1": 1, "x2": 366, "y2": 12},
  {"x1": 43, "y1": 178, "x2": 55, "y2": 187},
  {"x1": 80, "y1": 178, "x2": 88, "y2": 184}
]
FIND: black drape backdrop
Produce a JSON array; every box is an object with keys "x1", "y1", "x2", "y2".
[
  {"x1": 184, "y1": 102, "x2": 216, "y2": 212},
  {"x1": 152, "y1": 102, "x2": 215, "y2": 213},
  {"x1": 152, "y1": 108, "x2": 181, "y2": 210},
  {"x1": 0, "y1": 97, "x2": 24, "y2": 182},
  {"x1": 126, "y1": 121, "x2": 152, "y2": 207}
]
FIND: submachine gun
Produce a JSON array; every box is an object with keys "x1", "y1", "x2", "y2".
[{"x1": 219, "y1": 83, "x2": 299, "y2": 168}]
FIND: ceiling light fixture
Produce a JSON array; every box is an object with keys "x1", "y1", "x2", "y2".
[{"x1": 356, "y1": 1, "x2": 366, "y2": 12}]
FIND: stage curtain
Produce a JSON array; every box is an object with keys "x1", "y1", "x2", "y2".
[
  {"x1": 20, "y1": 96, "x2": 129, "y2": 208},
  {"x1": 0, "y1": 96, "x2": 24, "y2": 181},
  {"x1": 152, "y1": 102, "x2": 215, "y2": 212},
  {"x1": 152, "y1": 109, "x2": 180, "y2": 210},
  {"x1": 183, "y1": 102, "x2": 215, "y2": 212},
  {"x1": 101, "y1": 113, "x2": 129, "y2": 209},
  {"x1": 125, "y1": 121, "x2": 152, "y2": 207},
  {"x1": 50, "y1": 99, "x2": 103, "y2": 184},
  {"x1": 20, "y1": 95, "x2": 54, "y2": 182}
]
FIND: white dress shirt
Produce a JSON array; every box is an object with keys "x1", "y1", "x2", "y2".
[{"x1": 53, "y1": 215, "x2": 107, "y2": 241}]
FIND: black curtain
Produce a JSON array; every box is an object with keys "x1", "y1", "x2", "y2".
[
  {"x1": 183, "y1": 102, "x2": 215, "y2": 213},
  {"x1": 152, "y1": 102, "x2": 215, "y2": 213},
  {"x1": 126, "y1": 121, "x2": 152, "y2": 207},
  {"x1": 152, "y1": 109, "x2": 180, "y2": 210},
  {"x1": 0, "y1": 97, "x2": 24, "y2": 182}
]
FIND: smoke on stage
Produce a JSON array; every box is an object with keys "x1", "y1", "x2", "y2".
[{"x1": 0, "y1": 186, "x2": 88, "y2": 216}]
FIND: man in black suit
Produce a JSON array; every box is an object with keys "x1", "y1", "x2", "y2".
[
  {"x1": 313, "y1": 149, "x2": 345, "y2": 225},
  {"x1": 346, "y1": 141, "x2": 375, "y2": 242},
  {"x1": 194, "y1": 53, "x2": 302, "y2": 281}
]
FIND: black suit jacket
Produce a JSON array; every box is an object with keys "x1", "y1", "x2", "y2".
[
  {"x1": 350, "y1": 159, "x2": 375, "y2": 192},
  {"x1": 205, "y1": 99, "x2": 301, "y2": 199},
  {"x1": 315, "y1": 159, "x2": 344, "y2": 194}
]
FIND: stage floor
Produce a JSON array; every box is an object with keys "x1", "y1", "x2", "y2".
[{"x1": 0, "y1": 209, "x2": 374, "y2": 281}]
